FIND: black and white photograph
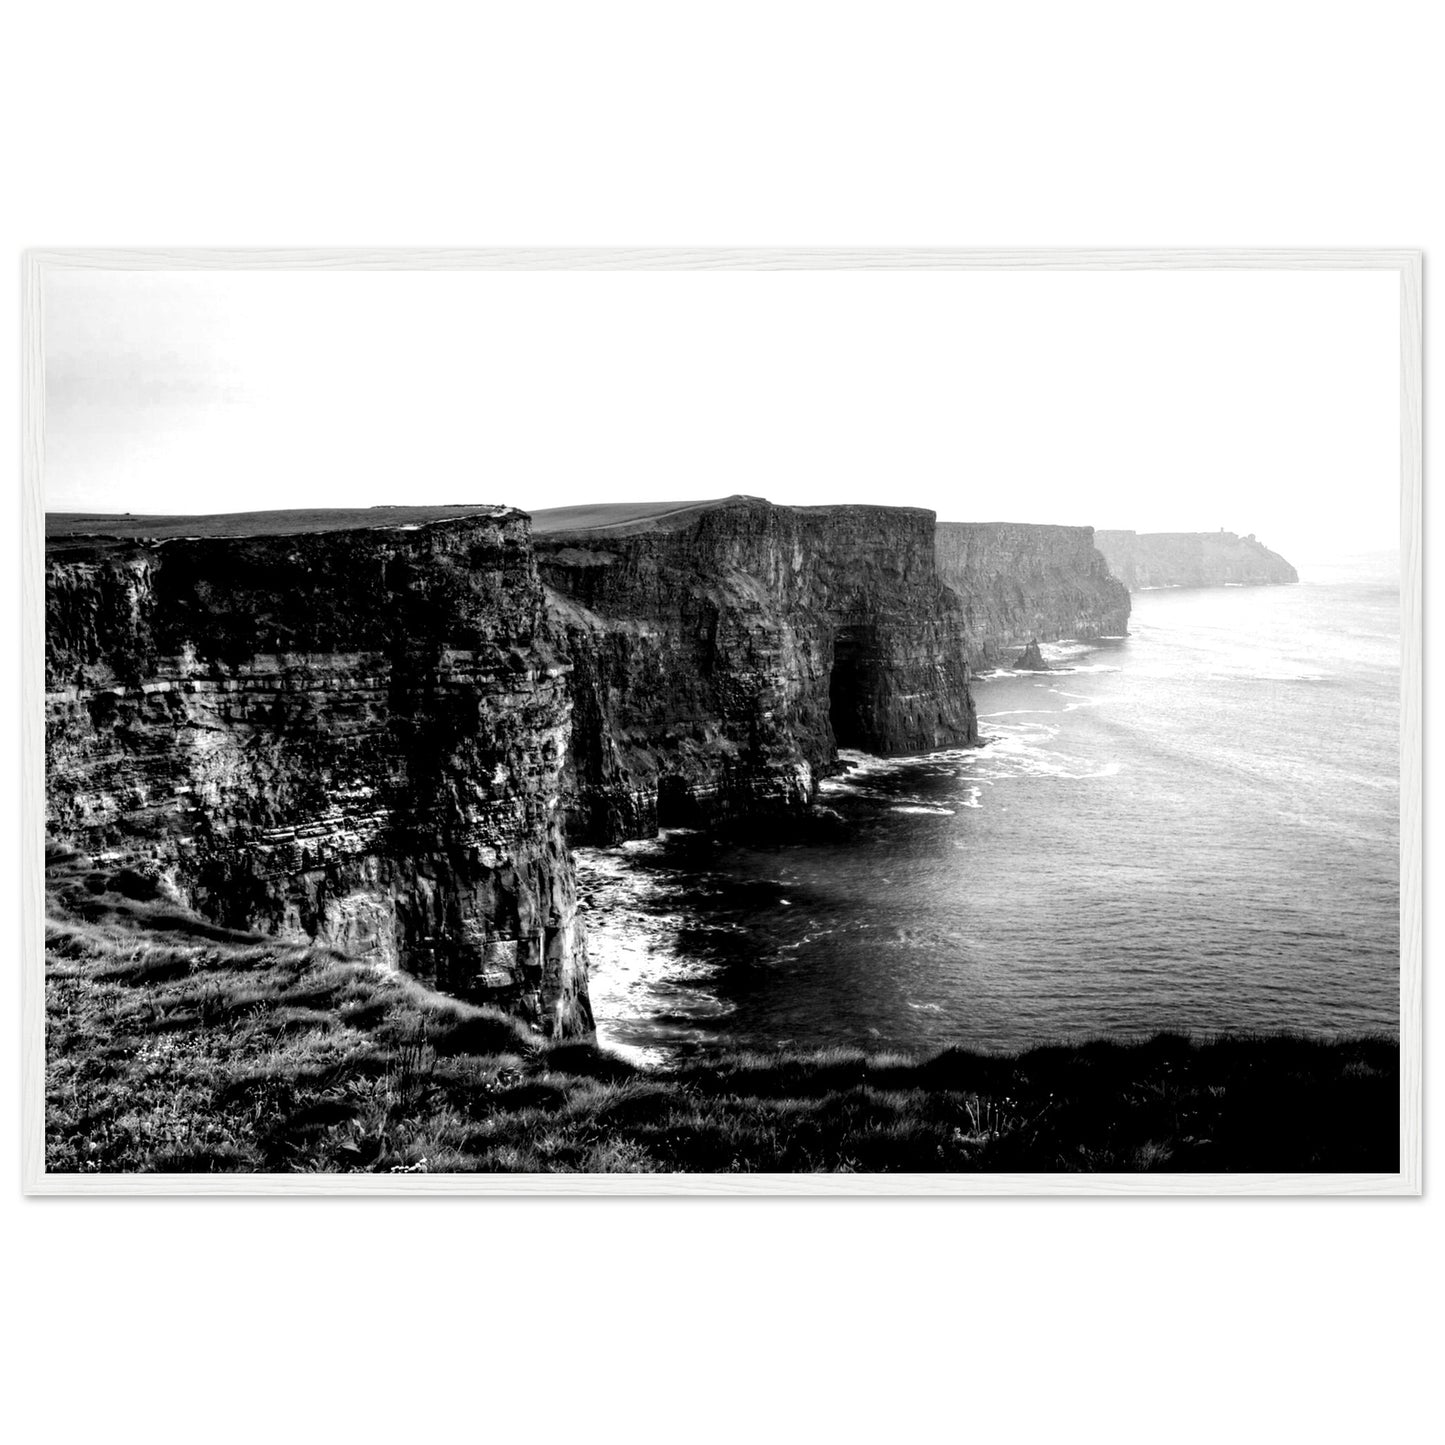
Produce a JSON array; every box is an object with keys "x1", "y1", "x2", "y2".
[{"x1": 28, "y1": 254, "x2": 1418, "y2": 1187}]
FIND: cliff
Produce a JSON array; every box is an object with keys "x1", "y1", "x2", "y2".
[
  {"x1": 532, "y1": 496, "x2": 978, "y2": 845},
  {"x1": 1094, "y1": 530, "x2": 1299, "y2": 590},
  {"x1": 45, "y1": 505, "x2": 593, "y2": 1038},
  {"x1": 932, "y1": 523, "x2": 1130, "y2": 668}
]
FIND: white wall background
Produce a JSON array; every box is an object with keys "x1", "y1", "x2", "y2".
[{"x1": 4, "y1": 4, "x2": 1438, "y2": 1443}]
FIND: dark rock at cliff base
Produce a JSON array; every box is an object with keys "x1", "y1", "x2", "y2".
[
  {"x1": 531, "y1": 495, "x2": 979, "y2": 846},
  {"x1": 45, "y1": 506, "x2": 592, "y2": 1039},
  {"x1": 933, "y1": 522, "x2": 1130, "y2": 668},
  {"x1": 1014, "y1": 640, "x2": 1050, "y2": 671}
]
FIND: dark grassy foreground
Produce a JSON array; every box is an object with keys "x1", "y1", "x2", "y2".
[{"x1": 45, "y1": 875, "x2": 1399, "y2": 1175}]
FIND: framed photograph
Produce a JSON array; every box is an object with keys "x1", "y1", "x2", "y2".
[{"x1": 22, "y1": 248, "x2": 1421, "y2": 1195}]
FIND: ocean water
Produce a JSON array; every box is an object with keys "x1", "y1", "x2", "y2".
[{"x1": 580, "y1": 560, "x2": 1401, "y2": 1064}]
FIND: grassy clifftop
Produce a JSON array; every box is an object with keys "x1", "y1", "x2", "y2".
[
  {"x1": 45, "y1": 504, "x2": 513, "y2": 543},
  {"x1": 45, "y1": 863, "x2": 1398, "y2": 1176}
]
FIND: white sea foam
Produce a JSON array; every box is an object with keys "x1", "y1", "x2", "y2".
[
  {"x1": 832, "y1": 723, "x2": 1120, "y2": 786},
  {"x1": 971, "y1": 728, "x2": 1123, "y2": 782},
  {"x1": 1182, "y1": 667, "x2": 1333, "y2": 683},
  {"x1": 1046, "y1": 688, "x2": 1103, "y2": 714},
  {"x1": 1000, "y1": 666, "x2": 1118, "y2": 679},
  {"x1": 576, "y1": 843, "x2": 736, "y2": 1063},
  {"x1": 979, "y1": 708, "x2": 1064, "y2": 720}
]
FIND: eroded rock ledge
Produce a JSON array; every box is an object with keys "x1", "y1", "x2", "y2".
[
  {"x1": 533, "y1": 496, "x2": 979, "y2": 845},
  {"x1": 1094, "y1": 530, "x2": 1299, "y2": 590},
  {"x1": 45, "y1": 506, "x2": 592, "y2": 1038},
  {"x1": 933, "y1": 522, "x2": 1131, "y2": 668}
]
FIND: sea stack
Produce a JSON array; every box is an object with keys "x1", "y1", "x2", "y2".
[{"x1": 1014, "y1": 639, "x2": 1050, "y2": 671}]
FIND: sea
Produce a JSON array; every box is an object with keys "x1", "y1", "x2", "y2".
[{"x1": 579, "y1": 555, "x2": 1402, "y2": 1064}]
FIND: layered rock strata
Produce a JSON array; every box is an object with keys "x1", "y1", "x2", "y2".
[
  {"x1": 45, "y1": 506, "x2": 592, "y2": 1038},
  {"x1": 532, "y1": 496, "x2": 978, "y2": 846},
  {"x1": 933, "y1": 523, "x2": 1131, "y2": 668},
  {"x1": 1094, "y1": 530, "x2": 1299, "y2": 590}
]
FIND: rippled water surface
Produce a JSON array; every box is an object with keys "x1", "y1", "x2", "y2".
[{"x1": 581, "y1": 562, "x2": 1401, "y2": 1063}]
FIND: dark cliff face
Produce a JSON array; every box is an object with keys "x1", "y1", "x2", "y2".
[
  {"x1": 533, "y1": 497, "x2": 978, "y2": 845},
  {"x1": 933, "y1": 523, "x2": 1131, "y2": 668},
  {"x1": 1094, "y1": 530, "x2": 1299, "y2": 590},
  {"x1": 45, "y1": 508, "x2": 593, "y2": 1039}
]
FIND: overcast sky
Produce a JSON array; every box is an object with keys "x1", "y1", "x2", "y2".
[{"x1": 44, "y1": 267, "x2": 1400, "y2": 561}]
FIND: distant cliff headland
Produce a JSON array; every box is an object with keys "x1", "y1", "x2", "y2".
[{"x1": 1094, "y1": 530, "x2": 1298, "y2": 591}]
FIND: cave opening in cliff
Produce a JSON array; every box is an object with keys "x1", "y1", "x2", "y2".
[{"x1": 828, "y1": 624, "x2": 875, "y2": 750}]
